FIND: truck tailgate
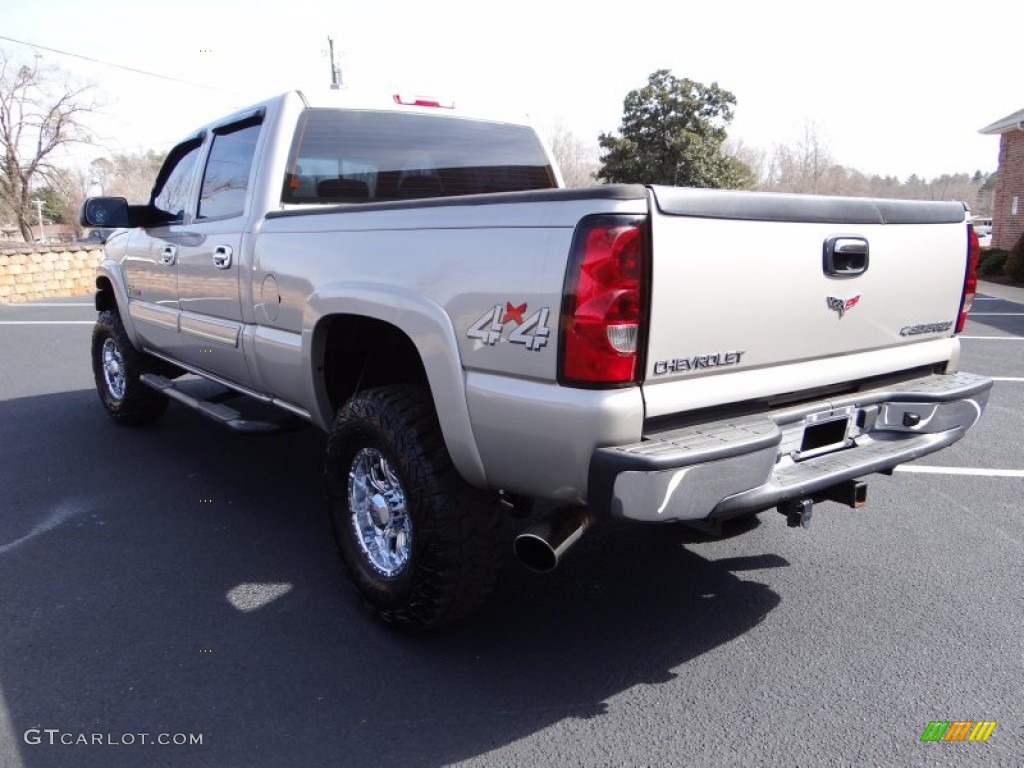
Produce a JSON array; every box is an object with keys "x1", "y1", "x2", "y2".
[{"x1": 644, "y1": 187, "x2": 969, "y2": 395}]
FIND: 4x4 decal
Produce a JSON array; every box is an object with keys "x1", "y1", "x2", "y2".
[{"x1": 467, "y1": 301, "x2": 550, "y2": 351}]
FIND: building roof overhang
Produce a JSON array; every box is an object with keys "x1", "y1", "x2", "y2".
[{"x1": 979, "y1": 108, "x2": 1024, "y2": 135}]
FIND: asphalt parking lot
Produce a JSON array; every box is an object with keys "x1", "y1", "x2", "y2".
[{"x1": 0, "y1": 287, "x2": 1021, "y2": 768}]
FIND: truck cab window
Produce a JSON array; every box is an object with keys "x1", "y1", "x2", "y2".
[
  {"x1": 198, "y1": 121, "x2": 262, "y2": 220},
  {"x1": 151, "y1": 140, "x2": 202, "y2": 223},
  {"x1": 282, "y1": 109, "x2": 556, "y2": 205}
]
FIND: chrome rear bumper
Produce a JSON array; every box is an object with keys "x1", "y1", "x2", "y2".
[{"x1": 588, "y1": 371, "x2": 992, "y2": 522}]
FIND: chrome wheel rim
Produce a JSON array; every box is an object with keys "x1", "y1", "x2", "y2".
[
  {"x1": 348, "y1": 447, "x2": 412, "y2": 577},
  {"x1": 101, "y1": 337, "x2": 126, "y2": 401}
]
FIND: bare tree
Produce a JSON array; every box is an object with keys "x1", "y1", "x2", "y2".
[
  {"x1": 547, "y1": 124, "x2": 599, "y2": 188},
  {"x1": 732, "y1": 121, "x2": 994, "y2": 209},
  {"x1": 723, "y1": 137, "x2": 766, "y2": 188},
  {"x1": 764, "y1": 123, "x2": 834, "y2": 194},
  {"x1": 0, "y1": 49, "x2": 96, "y2": 241},
  {"x1": 46, "y1": 165, "x2": 90, "y2": 238},
  {"x1": 89, "y1": 149, "x2": 165, "y2": 204}
]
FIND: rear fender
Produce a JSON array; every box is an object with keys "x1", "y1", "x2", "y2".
[{"x1": 308, "y1": 283, "x2": 487, "y2": 488}]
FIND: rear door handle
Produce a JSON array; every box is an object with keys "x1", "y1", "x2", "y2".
[
  {"x1": 823, "y1": 236, "x2": 869, "y2": 277},
  {"x1": 213, "y1": 245, "x2": 233, "y2": 270},
  {"x1": 161, "y1": 245, "x2": 177, "y2": 265}
]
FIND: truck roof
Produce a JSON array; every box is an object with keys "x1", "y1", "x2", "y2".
[
  {"x1": 300, "y1": 88, "x2": 534, "y2": 126},
  {"x1": 188, "y1": 89, "x2": 536, "y2": 137}
]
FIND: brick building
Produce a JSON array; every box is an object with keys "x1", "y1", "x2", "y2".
[{"x1": 980, "y1": 108, "x2": 1024, "y2": 250}]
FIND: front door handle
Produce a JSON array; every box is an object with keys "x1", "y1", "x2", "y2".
[
  {"x1": 161, "y1": 245, "x2": 177, "y2": 265},
  {"x1": 213, "y1": 245, "x2": 233, "y2": 270}
]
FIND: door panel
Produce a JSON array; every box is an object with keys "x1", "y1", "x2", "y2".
[
  {"x1": 123, "y1": 135, "x2": 207, "y2": 352},
  {"x1": 173, "y1": 224, "x2": 249, "y2": 382},
  {"x1": 123, "y1": 228, "x2": 179, "y2": 350},
  {"x1": 170, "y1": 119, "x2": 262, "y2": 385}
]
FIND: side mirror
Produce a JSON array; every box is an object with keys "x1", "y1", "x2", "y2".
[{"x1": 80, "y1": 197, "x2": 130, "y2": 228}]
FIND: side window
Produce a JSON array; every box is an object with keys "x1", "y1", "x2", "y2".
[
  {"x1": 198, "y1": 121, "x2": 262, "y2": 220},
  {"x1": 152, "y1": 140, "x2": 202, "y2": 222}
]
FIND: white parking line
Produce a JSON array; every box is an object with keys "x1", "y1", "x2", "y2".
[
  {"x1": 0, "y1": 686, "x2": 22, "y2": 768},
  {"x1": 0, "y1": 321, "x2": 94, "y2": 325},
  {"x1": 895, "y1": 466, "x2": 1024, "y2": 478},
  {"x1": 993, "y1": 377, "x2": 1024, "y2": 382},
  {"x1": 1, "y1": 302, "x2": 93, "y2": 307},
  {"x1": 971, "y1": 313, "x2": 1024, "y2": 316},
  {"x1": 959, "y1": 336, "x2": 1024, "y2": 340},
  {"x1": 0, "y1": 501, "x2": 84, "y2": 556}
]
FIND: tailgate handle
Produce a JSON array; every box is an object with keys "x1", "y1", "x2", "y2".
[{"x1": 824, "y1": 236, "x2": 869, "y2": 277}]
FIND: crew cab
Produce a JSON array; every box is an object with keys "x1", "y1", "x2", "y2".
[{"x1": 81, "y1": 90, "x2": 990, "y2": 630}]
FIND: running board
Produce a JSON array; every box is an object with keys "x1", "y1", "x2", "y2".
[{"x1": 140, "y1": 374, "x2": 298, "y2": 434}]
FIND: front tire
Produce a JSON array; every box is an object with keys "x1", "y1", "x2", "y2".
[
  {"x1": 91, "y1": 310, "x2": 168, "y2": 425},
  {"x1": 325, "y1": 385, "x2": 503, "y2": 631}
]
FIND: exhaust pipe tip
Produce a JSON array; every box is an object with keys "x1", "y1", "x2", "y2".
[
  {"x1": 513, "y1": 533, "x2": 561, "y2": 574},
  {"x1": 513, "y1": 506, "x2": 593, "y2": 573}
]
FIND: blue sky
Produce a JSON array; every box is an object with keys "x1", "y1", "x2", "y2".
[{"x1": 3, "y1": 0, "x2": 1019, "y2": 179}]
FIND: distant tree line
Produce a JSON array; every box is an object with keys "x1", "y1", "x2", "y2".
[
  {"x1": 727, "y1": 125, "x2": 995, "y2": 215},
  {"x1": 25, "y1": 150, "x2": 165, "y2": 239},
  {"x1": 551, "y1": 69, "x2": 995, "y2": 216}
]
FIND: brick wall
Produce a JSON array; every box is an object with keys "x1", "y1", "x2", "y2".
[
  {"x1": 0, "y1": 244, "x2": 103, "y2": 303},
  {"x1": 992, "y1": 131, "x2": 1024, "y2": 251}
]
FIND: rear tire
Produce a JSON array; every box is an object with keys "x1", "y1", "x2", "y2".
[
  {"x1": 325, "y1": 385, "x2": 503, "y2": 631},
  {"x1": 91, "y1": 310, "x2": 168, "y2": 425}
]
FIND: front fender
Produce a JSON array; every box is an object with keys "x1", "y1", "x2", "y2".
[
  {"x1": 306, "y1": 283, "x2": 488, "y2": 489},
  {"x1": 95, "y1": 260, "x2": 142, "y2": 345}
]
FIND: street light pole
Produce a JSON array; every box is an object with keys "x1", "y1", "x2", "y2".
[
  {"x1": 328, "y1": 36, "x2": 341, "y2": 90},
  {"x1": 30, "y1": 199, "x2": 45, "y2": 243}
]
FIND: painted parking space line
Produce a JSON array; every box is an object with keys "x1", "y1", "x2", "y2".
[
  {"x1": 0, "y1": 321, "x2": 94, "y2": 325},
  {"x1": 959, "y1": 336, "x2": 1024, "y2": 340},
  {"x1": 0, "y1": 500, "x2": 84, "y2": 556},
  {"x1": 970, "y1": 313, "x2": 1024, "y2": 316},
  {"x1": 0, "y1": 302, "x2": 93, "y2": 307},
  {"x1": 895, "y1": 466, "x2": 1024, "y2": 478},
  {"x1": 0, "y1": 686, "x2": 22, "y2": 768}
]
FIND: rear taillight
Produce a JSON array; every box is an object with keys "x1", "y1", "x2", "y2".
[
  {"x1": 559, "y1": 216, "x2": 647, "y2": 386},
  {"x1": 956, "y1": 224, "x2": 980, "y2": 333}
]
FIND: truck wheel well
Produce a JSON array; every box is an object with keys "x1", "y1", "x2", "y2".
[
  {"x1": 321, "y1": 316, "x2": 429, "y2": 413},
  {"x1": 95, "y1": 277, "x2": 116, "y2": 312}
]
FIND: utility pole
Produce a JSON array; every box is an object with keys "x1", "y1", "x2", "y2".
[
  {"x1": 328, "y1": 36, "x2": 341, "y2": 90},
  {"x1": 31, "y1": 199, "x2": 45, "y2": 243}
]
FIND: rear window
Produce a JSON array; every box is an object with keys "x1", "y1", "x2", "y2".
[{"x1": 282, "y1": 109, "x2": 556, "y2": 205}]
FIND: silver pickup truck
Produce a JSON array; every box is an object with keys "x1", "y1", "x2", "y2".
[{"x1": 81, "y1": 90, "x2": 991, "y2": 630}]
